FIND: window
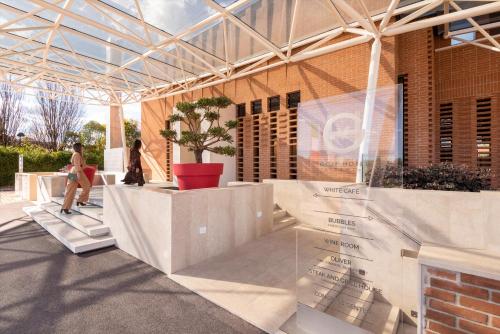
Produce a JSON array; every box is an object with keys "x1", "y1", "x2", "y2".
[
  {"x1": 287, "y1": 91, "x2": 300, "y2": 109},
  {"x1": 236, "y1": 103, "x2": 246, "y2": 118},
  {"x1": 268, "y1": 95, "x2": 280, "y2": 112},
  {"x1": 165, "y1": 120, "x2": 173, "y2": 181},
  {"x1": 251, "y1": 100, "x2": 262, "y2": 114},
  {"x1": 252, "y1": 115, "x2": 260, "y2": 182},
  {"x1": 439, "y1": 103, "x2": 453, "y2": 163},
  {"x1": 476, "y1": 98, "x2": 492, "y2": 168}
]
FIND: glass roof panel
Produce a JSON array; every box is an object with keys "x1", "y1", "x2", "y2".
[
  {"x1": 138, "y1": 0, "x2": 217, "y2": 35},
  {"x1": 182, "y1": 18, "x2": 227, "y2": 63},
  {"x1": 232, "y1": 0, "x2": 293, "y2": 48},
  {"x1": 225, "y1": 17, "x2": 269, "y2": 64},
  {"x1": 215, "y1": 0, "x2": 238, "y2": 7},
  {"x1": 291, "y1": 0, "x2": 342, "y2": 45},
  {"x1": 334, "y1": 0, "x2": 392, "y2": 25}
]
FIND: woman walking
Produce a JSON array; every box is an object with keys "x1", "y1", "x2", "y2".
[
  {"x1": 122, "y1": 139, "x2": 145, "y2": 186},
  {"x1": 61, "y1": 143, "x2": 91, "y2": 214}
]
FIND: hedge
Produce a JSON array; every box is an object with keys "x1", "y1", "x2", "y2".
[
  {"x1": 0, "y1": 146, "x2": 72, "y2": 187},
  {"x1": 366, "y1": 162, "x2": 492, "y2": 192}
]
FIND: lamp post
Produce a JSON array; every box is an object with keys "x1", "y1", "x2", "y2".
[{"x1": 16, "y1": 132, "x2": 25, "y2": 173}]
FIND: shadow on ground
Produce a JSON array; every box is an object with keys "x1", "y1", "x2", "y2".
[{"x1": 0, "y1": 203, "x2": 264, "y2": 334}]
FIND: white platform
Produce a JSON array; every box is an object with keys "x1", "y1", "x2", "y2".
[
  {"x1": 41, "y1": 202, "x2": 109, "y2": 237},
  {"x1": 23, "y1": 206, "x2": 115, "y2": 253}
]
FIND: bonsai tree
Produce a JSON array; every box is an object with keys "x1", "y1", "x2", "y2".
[{"x1": 160, "y1": 96, "x2": 238, "y2": 163}]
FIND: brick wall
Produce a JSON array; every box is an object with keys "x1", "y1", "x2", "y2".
[
  {"x1": 140, "y1": 29, "x2": 500, "y2": 184},
  {"x1": 141, "y1": 34, "x2": 396, "y2": 182},
  {"x1": 423, "y1": 265, "x2": 500, "y2": 334},
  {"x1": 433, "y1": 39, "x2": 500, "y2": 187},
  {"x1": 396, "y1": 28, "x2": 435, "y2": 167}
]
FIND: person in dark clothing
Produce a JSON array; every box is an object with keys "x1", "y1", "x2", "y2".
[{"x1": 121, "y1": 139, "x2": 145, "y2": 186}]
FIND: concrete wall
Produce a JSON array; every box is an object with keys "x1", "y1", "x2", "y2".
[
  {"x1": 267, "y1": 179, "x2": 500, "y2": 252},
  {"x1": 15, "y1": 173, "x2": 116, "y2": 203},
  {"x1": 15, "y1": 172, "x2": 54, "y2": 201},
  {"x1": 104, "y1": 183, "x2": 273, "y2": 275}
]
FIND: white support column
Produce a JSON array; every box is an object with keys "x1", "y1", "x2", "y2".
[{"x1": 356, "y1": 37, "x2": 381, "y2": 183}]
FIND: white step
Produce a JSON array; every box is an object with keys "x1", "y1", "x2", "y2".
[
  {"x1": 52, "y1": 194, "x2": 102, "y2": 208},
  {"x1": 361, "y1": 302, "x2": 400, "y2": 334},
  {"x1": 273, "y1": 216, "x2": 297, "y2": 232},
  {"x1": 23, "y1": 206, "x2": 115, "y2": 254},
  {"x1": 273, "y1": 209, "x2": 287, "y2": 220},
  {"x1": 325, "y1": 278, "x2": 375, "y2": 326},
  {"x1": 298, "y1": 260, "x2": 351, "y2": 311},
  {"x1": 51, "y1": 198, "x2": 103, "y2": 222},
  {"x1": 41, "y1": 202, "x2": 109, "y2": 237}
]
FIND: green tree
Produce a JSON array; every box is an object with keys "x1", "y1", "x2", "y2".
[
  {"x1": 160, "y1": 96, "x2": 236, "y2": 163},
  {"x1": 81, "y1": 120, "x2": 106, "y2": 149},
  {"x1": 125, "y1": 119, "x2": 140, "y2": 148}
]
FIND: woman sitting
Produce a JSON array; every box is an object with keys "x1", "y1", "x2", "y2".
[{"x1": 122, "y1": 139, "x2": 145, "y2": 186}]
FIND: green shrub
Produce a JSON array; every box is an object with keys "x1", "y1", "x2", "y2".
[
  {"x1": 83, "y1": 145, "x2": 104, "y2": 170},
  {"x1": 366, "y1": 162, "x2": 492, "y2": 192},
  {"x1": 0, "y1": 145, "x2": 72, "y2": 187}
]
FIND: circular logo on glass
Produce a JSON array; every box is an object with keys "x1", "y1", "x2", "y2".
[{"x1": 322, "y1": 113, "x2": 363, "y2": 154}]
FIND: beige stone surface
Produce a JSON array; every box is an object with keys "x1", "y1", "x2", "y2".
[
  {"x1": 170, "y1": 226, "x2": 298, "y2": 334},
  {"x1": 104, "y1": 183, "x2": 273, "y2": 275}
]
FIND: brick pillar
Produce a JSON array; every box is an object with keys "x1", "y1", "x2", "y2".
[{"x1": 423, "y1": 265, "x2": 500, "y2": 334}]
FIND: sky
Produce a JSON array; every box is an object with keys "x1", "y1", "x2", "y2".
[
  {"x1": 84, "y1": 102, "x2": 141, "y2": 128},
  {"x1": 18, "y1": 92, "x2": 141, "y2": 133}
]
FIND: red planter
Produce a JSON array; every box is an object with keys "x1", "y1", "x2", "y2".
[
  {"x1": 173, "y1": 163, "x2": 223, "y2": 190},
  {"x1": 67, "y1": 164, "x2": 97, "y2": 187}
]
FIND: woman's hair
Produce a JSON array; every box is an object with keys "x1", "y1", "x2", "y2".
[
  {"x1": 133, "y1": 139, "x2": 142, "y2": 150},
  {"x1": 73, "y1": 142, "x2": 82, "y2": 153}
]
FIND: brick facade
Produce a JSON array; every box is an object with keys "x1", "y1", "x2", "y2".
[
  {"x1": 424, "y1": 265, "x2": 500, "y2": 334},
  {"x1": 141, "y1": 29, "x2": 500, "y2": 185}
]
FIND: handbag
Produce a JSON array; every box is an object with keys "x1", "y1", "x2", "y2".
[{"x1": 68, "y1": 173, "x2": 78, "y2": 182}]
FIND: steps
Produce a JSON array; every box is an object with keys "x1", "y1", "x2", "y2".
[
  {"x1": 23, "y1": 188, "x2": 114, "y2": 253},
  {"x1": 319, "y1": 276, "x2": 401, "y2": 334},
  {"x1": 41, "y1": 202, "x2": 109, "y2": 237},
  {"x1": 325, "y1": 279, "x2": 375, "y2": 326},
  {"x1": 23, "y1": 206, "x2": 114, "y2": 253},
  {"x1": 273, "y1": 204, "x2": 297, "y2": 231}
]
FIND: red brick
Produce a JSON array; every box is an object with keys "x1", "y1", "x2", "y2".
[
  {"x1": 426, "y1": 309, "x2": 456, "y2": 327},
  {"x1": 493, "y1": 292, "x2": 500, "y2": 304},
  {"x1": 429, "y1": 268, "x2": 457, "y2": 281},
  {"x1": 431, "y1": 278, "x2": 489, "y2": 300},
  {"x1": 460, "y1": 296, "x2": 500, "y2": 316},
  {"x1": 429, "y1": 299, "x2": 488, "y2": 324},
  {"x1": 425, "y1": 287, "x2": 456, "y2": 303},
  {"x1": 493, "y1": 317, "x2": 500, "y2": 329},
  {"x1": 462, "y1": 274, "x2": 500, "y2": 291},
  {"x1": 459, "y1": 319, "x2": 500, "y2": 334},
  {"x1": 428, "y1": 321, "x2": 467, "y2": 334}
]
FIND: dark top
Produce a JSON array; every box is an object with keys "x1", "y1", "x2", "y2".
[
  {"x1": 128, "y1": 149, "x2": 142, "y2": 172},
  {"x1": 122, "y1": 148, "x2": 145, "y2": 186}
]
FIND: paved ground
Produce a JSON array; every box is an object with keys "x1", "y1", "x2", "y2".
[
  {"x1": 0, "y1": 203, "x2": 264, "y2": 334},
  {"x1": 0, "y1": 189, "x2": 21, "y2": 205}
]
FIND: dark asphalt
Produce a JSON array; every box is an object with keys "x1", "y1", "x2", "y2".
[{"x1": 0, "y1": 206, "x2": 264, "y2": 334}]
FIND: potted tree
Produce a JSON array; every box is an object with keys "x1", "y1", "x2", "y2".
[{"x1": 160, "y1": 96, "x2": 237, "y2": 190}]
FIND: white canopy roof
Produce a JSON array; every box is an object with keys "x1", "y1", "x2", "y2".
[{"x1": 0, "y1": 0, "x2": 499, "y2": 104}]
